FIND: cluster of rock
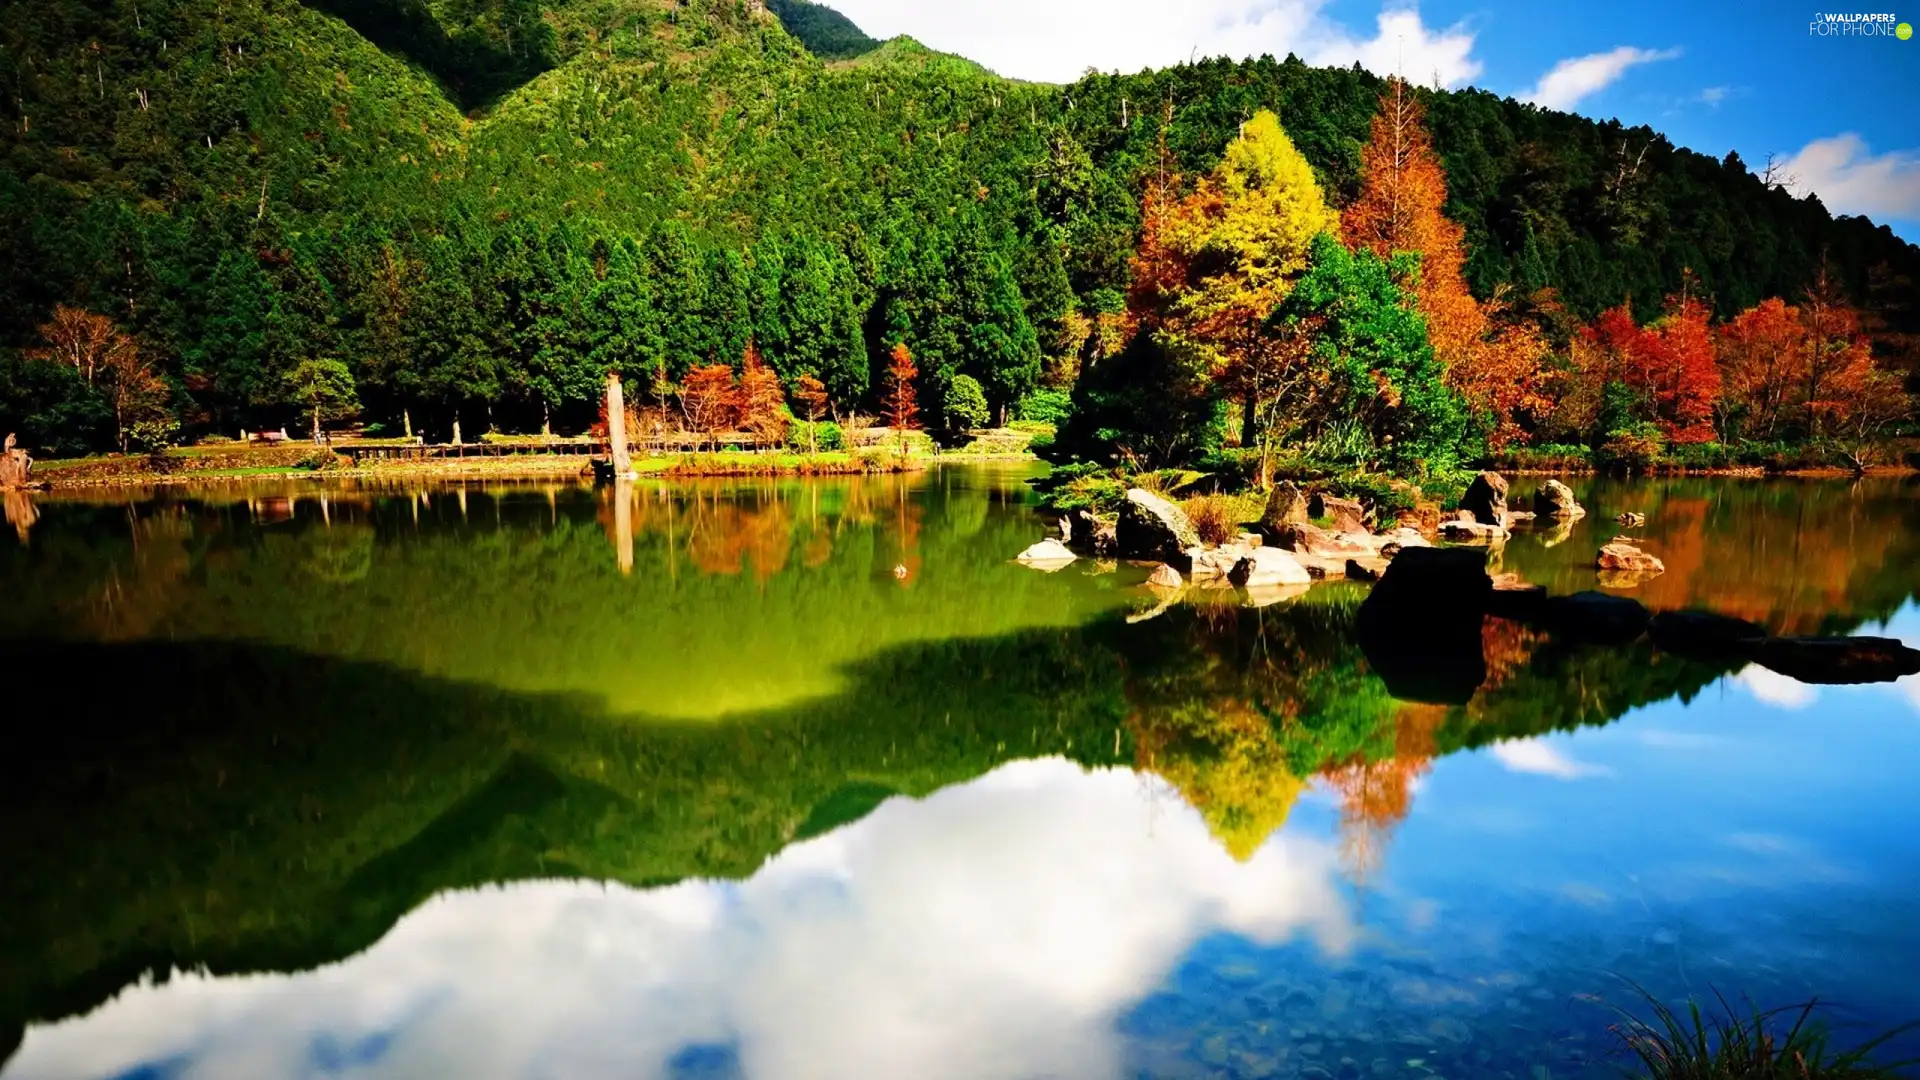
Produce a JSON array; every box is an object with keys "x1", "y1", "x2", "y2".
[
  {"x1": 1020, "y1": 470, "x2": 1678, "y2": 616},
  {"x1": 0, "y1": 434, "x2": 33, "y2": 491},
  {"x1": 1357, "y1": 546, "x2": 1920, "y2": 702}
]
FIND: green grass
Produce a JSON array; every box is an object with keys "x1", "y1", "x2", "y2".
[{"x1": 1611, "y1": 987, "x2": 1918, "y2": 1080}]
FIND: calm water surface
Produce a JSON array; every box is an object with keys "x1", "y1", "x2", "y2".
[{"x1": 1, "y1": 466, "x2": 1917, "y2": 1080}]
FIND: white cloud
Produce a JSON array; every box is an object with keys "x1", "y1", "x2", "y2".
[
  {"x1": 821, "y1": 0, "x2": 1481, "y2": 87},
  {"x1": 1521, "y1": 45, "x2": 1681, "y2": 111},
  {"x1": 7, "y1": 759, "x2": 1354, "y2": 1080},
  {"x1": 1698, "y1": 85, "x2": 1731, "y2": 106},
  {"x1": 1777, "y1": 134, "x2": 1920, "y2": 221},
  {"x1": 1489, "y1": 737, "x2": 1612, "y2": 780},
  {"x1": 1733, "y1": 664, "x2": 1819, "y2": 710}
]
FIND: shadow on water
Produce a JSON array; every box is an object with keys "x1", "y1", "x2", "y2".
[{"x1": 1, "y1": 472, "x2": 1917, "y2": 1064}]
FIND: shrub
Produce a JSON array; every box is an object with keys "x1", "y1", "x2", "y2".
[
  {"x1": 127, "y1": 418, "x2": 180, "y2": 456},
  {"x1": 1598, "y1": 423, "x2": 1666, "y2": 473},
  {"x1": 787, "y1": 420, "x2": 845, "y2": 453},
  {"x1": 1016, "y1": 388, "x2": 1074, "y2": 426},
  {"x1": 297, "y1": 449, "x2": 345, "y2": 471},
  {"x1": 1028, "y1": 462, "x2": 1125, "y2": 515},
  {"x1": 1181, "y1": 494, "x2": 1238, "y2": 545},
  {"x1": 944, "y1": 375, "x2": 990, "y2": 432}
]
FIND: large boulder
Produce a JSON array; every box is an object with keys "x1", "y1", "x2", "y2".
[
  {"x1": 1756, "y1": 637, "x2": 1920, "y2": 685},
  {"x1": 1486, "y1": 574, "x2": 1548, "y2": 621},
  {"x1": 1539, "y1": 591, "x2": 1650, "y2": 645},
  {"x1": 1597, "y1": 542, "x2": 1665, "y2": 575},
  {"x1": 1145, "y1": 563, "x2": 1184, "y2": 590},
  {"x1": 1259, "y1": 482, "x2": 1308, "y2": 534},
  {"x1": 1015, "y1": 538, "x2": 1077, "y2": 570},
  {"x1": 1532, "y1": 479, "x2": 1585, "y2": 520},
  {"x1": 1185, "y1": 545, "x2": 1246, "y2": 580},
  {"x1": 1228, "y1": 547, "x2": 1312, "y2": 588},
  {"x1": 1461, "y1": 471, "x2": 1508, "y2": 526},
  {"x1": 1344, "y1": 557, "x2": 1390, "y2": 582},
  {"x1": 1116, "y1": 488, "x2": 1200, "y2": 560},
  {"x1": 1308, "y1": 492, "x2": 1367, "y2": 533},
  {"x1": 1356, "y1": 547, "x2": 1492, "y2": 704}
]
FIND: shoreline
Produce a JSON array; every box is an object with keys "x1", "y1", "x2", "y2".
[{"x1": 25, "y1": 449, "x2": 1043, "y2": 491}]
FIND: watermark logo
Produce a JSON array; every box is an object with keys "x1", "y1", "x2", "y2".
[{"x1": 1808, "y1": 11, "x2": 1906, "y2": 35}]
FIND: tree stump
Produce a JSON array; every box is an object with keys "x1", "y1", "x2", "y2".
[{"x1": 0, "y1": 434, "x2": 33, "y2": 490}]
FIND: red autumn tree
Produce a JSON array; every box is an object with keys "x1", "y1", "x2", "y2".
[
  {"x1": 1648, "y1": 291, "x2": 1721, "y2": 444},
  {"x1": 680, "y1": 364, "x2": 738, "y2": 451},
  {"x1": 26, "y1": 304, "x2": 133, "y2": 386},
  {"x1": 736, "y1": 340, "x2": 788, "y2": 450},
  {"x1": 882, "y1": 342, "x2": 919, "y2": 454},
  {"x1": 1715, "y1": 297, "x2": 1804, "y2": 440}
]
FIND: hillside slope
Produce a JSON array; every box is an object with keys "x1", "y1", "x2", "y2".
[{"x1": 1, "y1": 0, "x2": 1914, "y2": 445}]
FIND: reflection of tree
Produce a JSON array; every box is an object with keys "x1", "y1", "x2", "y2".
[
  {"x1": 301, "y1": 526, "x2": 375, "y2": 586},
  {"x1": 3, "y1": 490, "x2": 36, "y2": 544},
  {"x1": 1319, "y1": 703, "x2": 1442, "y2": 886},
  {"x1": 79, "y1": 507, "x2": 194, "y2": 639},
  {"x1": 1118, "y1": 596, "x2": 1400, "y2": 861}
]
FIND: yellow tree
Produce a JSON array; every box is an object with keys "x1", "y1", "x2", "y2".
[
  {"x1": 1156, "y1": 109, "x2": 1338, "y2": 457},
  {"x1": 1344, "y1": 78, "x2": 1547, "y2": 447}
]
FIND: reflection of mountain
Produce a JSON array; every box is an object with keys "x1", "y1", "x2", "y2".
[
  {"x1": 5, "y1": 761, "x2": 1356, "y2": 1080},
  {"x1": 3, "y1": 476, "x2": 1918, "y2": 1056}
]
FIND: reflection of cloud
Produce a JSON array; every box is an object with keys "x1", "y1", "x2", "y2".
[
  {"x1": 1489, "y1": 738, "x2": 1612, "y2": 780},
  {"x1": 8, "y1": 760, "x2": 1353, "y2": 1080},
  {"x1": 1734, "y1": 665, "x2": 1818, "y2": 710}
]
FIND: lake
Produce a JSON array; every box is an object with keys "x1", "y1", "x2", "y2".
[{"x1": 1, "y1": 466, "x2": 1917, "y2": 1080}]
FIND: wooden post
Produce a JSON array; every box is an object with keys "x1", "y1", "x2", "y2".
[{"x1": 607, "y1": 371, "x2": 631, "y2": 476}]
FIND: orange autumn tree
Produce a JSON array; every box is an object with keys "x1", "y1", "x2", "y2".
[
  {"x1": 736, "y1": 341, "x2": 788, "y2": 449},
  {"x1": 882, "y1": 342, "x2": 920, "y2": 455},
  {"x1": 1343, "y1": 78, "x2": 1548, "y2": 447},
  {"x1": 681, "y1": 364, "x2": 738, "y2": 451}
]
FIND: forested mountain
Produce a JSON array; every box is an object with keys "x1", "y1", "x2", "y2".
[{"x1": 2, "y1": 0, "x2": 1915, "y2": 454}]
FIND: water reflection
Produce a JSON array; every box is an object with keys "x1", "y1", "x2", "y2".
[
  {"x1": 0, "y1": 472, "x2": 1917, "y2": 1076},
  {"x1": 5, "y1": 761, "x2": 1354, "y2": 1080}
]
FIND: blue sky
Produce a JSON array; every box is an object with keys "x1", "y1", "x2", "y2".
[{"x1": 823, "y1": 0, "x2": 1920, "y2": 240}]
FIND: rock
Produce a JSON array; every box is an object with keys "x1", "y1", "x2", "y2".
[
  {"x1": 1185, "y1": 545, "x2": 1246, "y2": 580},
  {"x1": 1145, "y1": 563, "x2": 1184, "y2": 590},
  {"x1": 0, "y1": 433, "x2": 31, "y2": 490},
  {"x1": 1308, "y1": 492, "x2": 1367, "y2": 533},
  {"x1": 1356, "y1": 547, "x2": 1492, "y2": 704},
  {"x1": 1506, "y1": 510, "x2": 1536, "y2": 524},
  {"x1": 1486, "y1": 574, "x2": 1548, "y2": 621},
  {"x1": 1241, "y1": 582, "x2": 1311, "y2": 608},
  {"x1": 1648, "y1": 610, "x2": 1767, "y2": 660},
  {"x1": 1755, "y1": 636, "x2": 1920, "y2": 685},
  {"x1": 1345, "y1": 557, "x2": 1389, "y2": 583},
  {"x1": 1260, "y1": 481, "x2": 1309, "y2": 534},
  {"x1": 1229, "y1": 547, "x2": 1313, "y2": 588},
  {"x1": 1117, "y1": 488, "x2": 1201, "y2": 561},
  {"x1": 1376, "y1": 526, "x2": 1431, "y2": 558},
  {"x1": 1532, "y1": 479, "x2": 1585, "y2": 520},
  {"x1": 1236, "y1": 532, "x2": 1265, "y2": 549},
  {"x1": 1540, "y1": 591, "x2": 1650, "y2": 644},
  {"x1": 1597, "y1": 541, "x2": 1665, "y2": 575},
  {"x1": 1292, "y1": 553, "x2": 1350, "y2": 579},
  {"x1": 1439, "y1": 519, "x2": 1508, "y2": 543},
  {"x1": 1016, "y1": 538, "x2": 1077, "y2": 570},
  {"x1": 1461, "y1": 471, "x2": 1509, "y2": 526},
  {"x1": 1277, "y1": 522, "x2": 1374, "y2": 558},
  {"x1": 1616, "y1": 512, "x2": 1647, "y2": 527},
  {"x1": 1068, "y1": 509, "x2": 1119, "y2": 556}
]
